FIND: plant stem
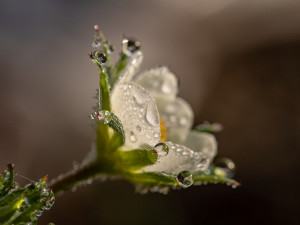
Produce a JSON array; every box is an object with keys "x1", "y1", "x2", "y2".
[{"x1": 49, "y1": 163, "x2": 101, "y2": 195}]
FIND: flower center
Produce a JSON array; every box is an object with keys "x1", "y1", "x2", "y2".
[{"x1": 160, "y1": 119, "x2": 167, "y2": 142}]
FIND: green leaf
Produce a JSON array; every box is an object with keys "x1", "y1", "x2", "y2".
[
  {"x1": 0, "y1": 164, "x2": 16, "y2": 198},
  {"x1": 0, "y1": 189, "x2": 24, "y2": 218},
  {"x1": 0, "y1": 165, "x2": 55, "y2": 225}
]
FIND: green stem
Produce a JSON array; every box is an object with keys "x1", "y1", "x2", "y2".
[{"x1": 50, "y1": 163, "x2": 102, "y2": 195}]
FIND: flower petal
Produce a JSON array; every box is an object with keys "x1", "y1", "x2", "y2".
[
  {"x1": 115, "y1": 51, "x2": 143, "y2": 85},
  {"x1": 184, "y1": 131, "x2": 217, "y2": 160},
  {"x1": 134, "y1": 66, "x2": 178, "y2": 110},
  {"x1": 111, "y1": 82, "x2": 161, "y2": 150},
  {"x1": 159, "y1": 97, "x2": 194, "y2": 144},
  {"x1": 143, "y1": 142, "x2": 210, "y2": 174}
]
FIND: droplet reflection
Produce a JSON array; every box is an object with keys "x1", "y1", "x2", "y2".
[{"x1": 176, "y1": 171, "x2": 193, "y2": 187}]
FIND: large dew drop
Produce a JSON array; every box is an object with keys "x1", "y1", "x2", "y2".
[
  {"x1": 153, "y1": 142, "x2": 169, "y2": 157},
  {"x1": 176, "y1": 171, "x2": 193, "y2": 187},
  {"x1": 122, "y1": 38, "x2": 141, "y2": 56}
]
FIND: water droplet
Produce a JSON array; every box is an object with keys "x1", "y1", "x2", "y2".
[
  {"x1": 122, "y1": 38, "x2": 141, "y2": 56},
  {"x1": 86, "y1": 179, "x2": 93, "y2": 184},
  {"x1": 136, "y1": 125, "x2": 142, "y2": 133},
  {"x1": 108, "y1": 44, "x2": 114, "y2": 53},
  {"x1": 176, "y1": 171, "x2": 193, "y2": 187},
  {"x1": 91, "y1": 111, "x2": 103, "y2": 121},
  {"x1": 129, "y1": 131, "x2": 137, "y2": 143},
  {"x1": 153, "y1": 142, "x2": 169, "y2": 157},
  {"x1": 35, "y1": 209, "x2": 43, "y2": 217},
  {"x1": 179, "y1": 117, "x2": 187, "y2": 125},
  {"x1": 145, "y1": 103, "x2": 159, "y2": 126},
  {"x1": 214, "y1": 158, "x2": 236, "y2": 178},
  {"x1": 92, "y1": 25, "x2": 101, "y2": 48},
  {"x1": 103, "y1": 111, "x2": 112, "y2": 124},
  {"x1": 89, "y1": 51, "x2": 107, "y2": 66},
  {"x1": 91, "y1": 111, "x2": 111, "y2": 124}
]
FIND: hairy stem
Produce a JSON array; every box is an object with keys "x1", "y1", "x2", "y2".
[{"x1": 49, "y1": 163, "x2": 101, "y2": 195}]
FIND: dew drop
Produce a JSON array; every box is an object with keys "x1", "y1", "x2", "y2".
[
  {"x1": 122, "y1": 38, "x2": 141, "y2": 56},
  {"x1": 214, "y1": 158, "x2": 236, "y2": 178},
  {"x1": 176, "y1": 171, "x2": 193, "y2": 187},
  {"x1": 153, "y1": 142, "x2": 169, "y2": 157},
  {"x1": 89, "y1": 51, "x2": 107, "y2": 66},
  {"x1": 91, "y1": 111, "x2": 111, "y2": 124},
  {"x1": 136, "y1": 125, "x2": 142, "y2": 133},
  {"x1": 145, "y1": 103, "x2": 159, "y2": 126},
  {"x1": 92, "y1": 25, "x2": 101, "y2": 48},
  {"x1": 35, "y1": 209, "x2": 43, "y2": 217},
  {"x1": 103, "y1": 111, "x2": 112, "y2": 124},
  {"x1": 129, "y1": 131, "x2": 137, "y2": 143}
]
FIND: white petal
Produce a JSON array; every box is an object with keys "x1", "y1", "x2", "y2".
[
  {"x1": 184, "y1": 131, "x2": 217, "y2": 160},
  {"x1": 114, "y1": 51, "x2": 143, "y2": 86},
  {"x1": 134, "y1": 66, "x2": 178, "y2": 110},
  {"x1": 111, "y1": 82, "x2": 161, "y2": 150},
  {"x1": 159, "y1": 97, "x2": 194, "y2": 144},
  {"x1": 143, "y1": 142, "x2": 210, "y2": 174}
]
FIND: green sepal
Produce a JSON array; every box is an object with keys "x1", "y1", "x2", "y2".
[
  {"x1": 125, "y1": 172, "x2": 178, "y2": 186},
  {"x1": 95, "y1": 28, "x2": 113, "y2": 78},
  {"x1": 118, "y1": 149, "x2": 158, "y2": 171},
  {"x1": 193, "y1": 171, "x2": 240, "y2": 187},
  {"x1": 107, "y1": 113, "x2": 125, "y2": 151},
  {"x1": 99, "y1": 66, "x2": 111, "y2": 111},
  {"x1": 95, "y1": 122, "x2": 110, "y2": 157}
]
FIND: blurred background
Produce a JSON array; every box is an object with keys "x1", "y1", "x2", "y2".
[{"x1": 0, "y1": 0, "x2": 299, "y2": 224}]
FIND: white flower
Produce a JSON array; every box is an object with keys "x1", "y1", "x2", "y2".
[{"x1": 110, "y1": 51, "x2": 217, "y2": 175}]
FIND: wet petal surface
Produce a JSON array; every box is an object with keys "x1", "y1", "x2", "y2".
[
  {"x1": 134, "y1": 66, "x2": 178, "y2": 110},
  {"x1": 111, "y1": 82, "x2": 161, "y2": 150},
  {"x1": 143, "y1": 141, "x2": 209, "y2": 174},
  {"x1": 159, "y1": 97, "x2": 194, "y2": 144},
  {"x1": 116, "y1": 51, "x2": 143, "y2": 85},
  {"x1": 185, "y1": 131, "x2": 217, "y2": 160}
]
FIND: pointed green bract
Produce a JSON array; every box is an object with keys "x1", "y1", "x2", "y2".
[{"x1": 99, "y1": 66, "x2": 111, "y2": 111}]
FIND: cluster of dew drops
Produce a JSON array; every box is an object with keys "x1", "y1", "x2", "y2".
[{"x1": 89, "y1": 25, "x2": 237, "y2": 189}]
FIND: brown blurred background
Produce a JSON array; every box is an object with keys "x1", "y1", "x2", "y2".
[{"x1": 0, "y1": 0, "x2": 299, "y2": 224}]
